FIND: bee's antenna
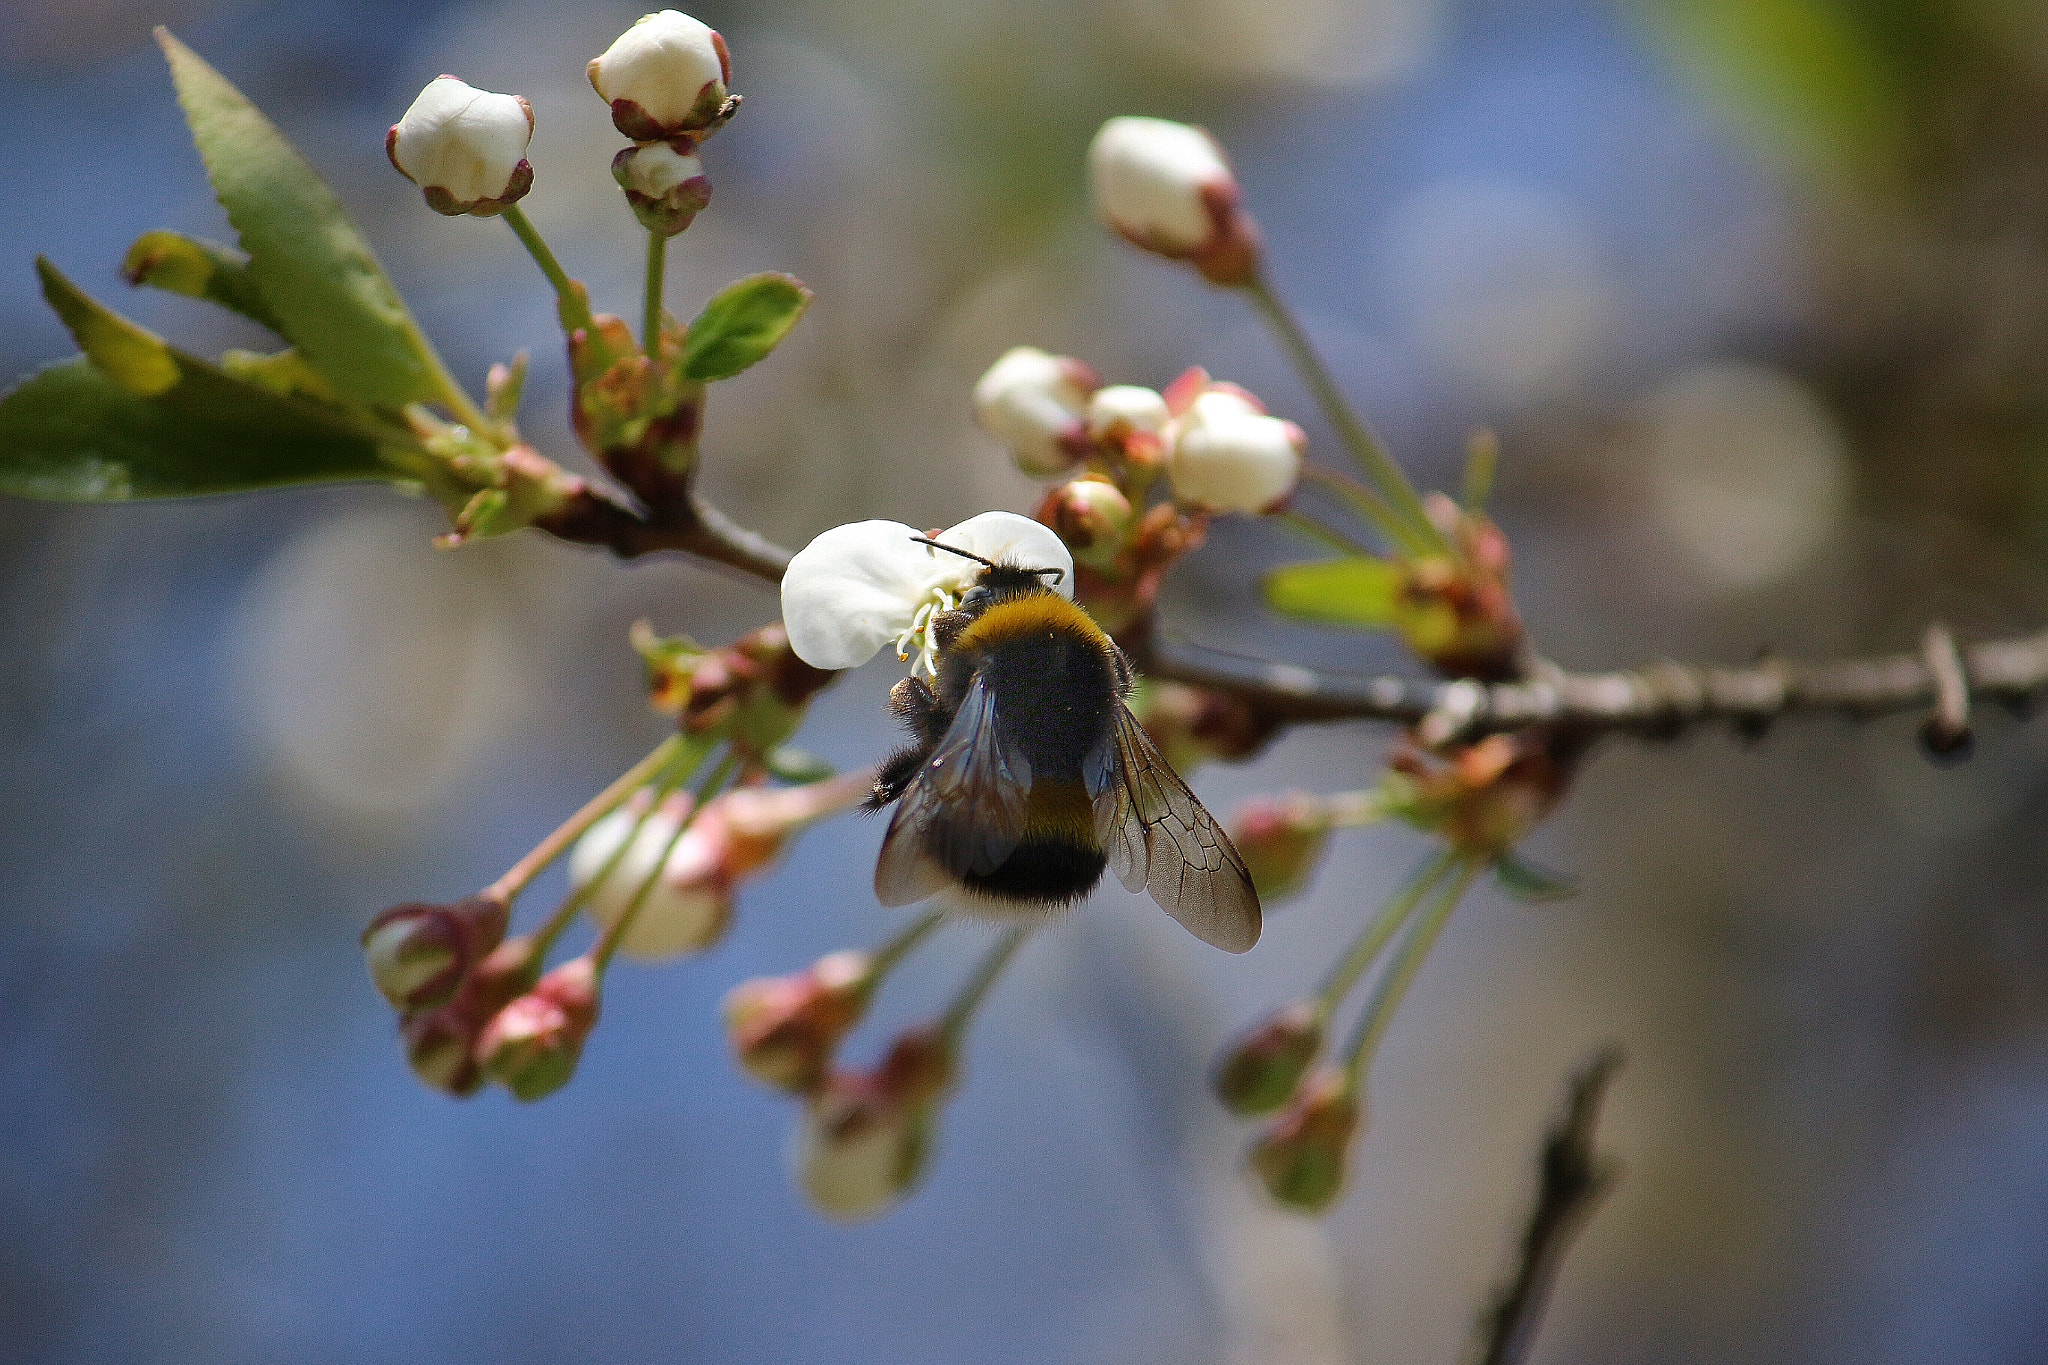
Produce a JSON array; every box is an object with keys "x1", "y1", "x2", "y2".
[{"x1": 909, "y1": 536, "x2": 998, "y2": 570}]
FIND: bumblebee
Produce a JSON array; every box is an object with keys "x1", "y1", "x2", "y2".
[{"x1": 867, "y1": 538, "x2": 1262, "y2": 953}]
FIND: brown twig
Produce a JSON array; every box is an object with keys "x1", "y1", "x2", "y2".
[
  {"x1": 539, "y1": 488, "x2": 791, "y2": 581},
  {"x1": 1467, "y1": 1048, "x2": 1624, "y2": 1365}
]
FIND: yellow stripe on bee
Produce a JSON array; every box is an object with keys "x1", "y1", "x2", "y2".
[
  {"x1": 1024, "y1": 779, "x2": 1098, "y2": 843},
  {"x1": 956, "y1": 592, "x2": 1112, "y2": 652}
]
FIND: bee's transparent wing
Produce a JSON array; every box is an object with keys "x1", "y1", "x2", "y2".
[
  {"x1": 874, "y1": 677, "x2": 1032, "y2": 906},
  {"x1": 1085, "y1": 702, "x2": 1262, "y2": 953}
]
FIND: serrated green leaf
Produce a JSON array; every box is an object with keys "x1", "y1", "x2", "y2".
[
  {"x1": 1264, "y1": 556, "x2": 1405, "y2": 630},
  {"x1": 157, "y1": 28, "x2": 449, "y2": 409},
  {"x1": 122, "y1": 230, "x2": 282, "y2": 334},
  {"x1": 1493, "y1": 854, "x2": 1579, "y2": 904},
  {"x1": 679, "y1": 273, "x2": 812, "y2": 382}
]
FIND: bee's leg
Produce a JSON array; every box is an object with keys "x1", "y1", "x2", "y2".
[
  {"x1": 929, "y1": 610, "x2": 974, "y2": 654},
  {"x1": 867, "y1": 743, "x2": 929, "y2": 810},
  {"x1": 889, "y1": 675, "x2": 949, "y2": 744},
  {"x1": 1106, "y1": 641, "x2": 1135, "y2": 696}
]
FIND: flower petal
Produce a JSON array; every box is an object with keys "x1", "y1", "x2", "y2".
[
  {"x1": 781, "y1": 520, "x2": 944, "y2": 669},
  {"x1": 936, "y1": 511, "x2": 1074, "y2": 598}
]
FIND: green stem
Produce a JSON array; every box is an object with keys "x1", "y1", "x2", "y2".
[
  {"x1": 593, "y1": 750, "x2": 742, "y2": 972},
  {"x1": 1313, "y1": 849, "x2": 1456, "y2": 1023},
  {"x1": 870, "y1": 909, "x2": 946, "y2": 983},
  {"x1": 502, "y1": 204, "x2": 596, "y2": 338},
  {"x1": 1343, "y1": 857, "x2": 1482, "y2": 1079},
  {"x1": 1300, "y1": 467, "x2": 1432, "y2": 558},
  {"x1": 1244, "y1": 273, "x2": 1445, "y2": 554},
  {"x1": 1279, "y1": 509, "x2": 1374, "y2": 558},
  {"x1": 643, "y1": 231, "x2": 667, "y2": 357},
  {"x1": 940, "y1": 927, "x2": 1031, "y2": 1048},
  {"x1": 486, "y1": 734, "x2": 683, "y2": 904}
]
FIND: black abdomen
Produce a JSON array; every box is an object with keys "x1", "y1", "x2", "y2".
[{"x1": 962, "y1": 837, "x2": 1107, "y2": 906}]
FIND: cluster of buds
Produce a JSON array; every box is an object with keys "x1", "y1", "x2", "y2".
[
  {"x1": 591, "y1": 10, "x2": 735, "y2": 237},
  {"x1": 1393, "y1": 493, "x2": 1525, "y2": 681},
  {"x1": 1381, "y1": 731, "x2": 1570, "y2": 861},
  {"x1": 387, "y1": 76, "x2": 534, "y2": 217},
  {"x1": 634, "y1": 621, "x2": 836, "y2": 759},
  {"x1": 570, "y1": 771, "x2": 869, "y2": 960},
  {"x1": 1087, "y1": 116, "x2": 1262, "y2": 288}
]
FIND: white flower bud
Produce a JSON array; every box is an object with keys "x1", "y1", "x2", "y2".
[
  {"x1": 569, "y1": 794, "x2": 730, "y2": 961},
  {"x1": 1167, "y1": 390, "x2": 1305, "y2": 514},
  {"x1": 1086, "y1": 384, "x2": 1169, "y2": 443},
  {"x1": 1087, "y1": 117, "x2": 1261, "y2": 286},
  {"x1": 386, "y1": 76, "x2": 534, "y2": 217},
  {"x1": 973, "y1": 346, "x2": 1100, "y2": 478},
  {"x1": 589, "y1": 10, "x2": 733, "y2": 141},
  {"x1": 612, "y1": 140, "x2": 713, "y2": 237}
]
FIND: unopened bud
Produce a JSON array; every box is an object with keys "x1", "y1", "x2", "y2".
[
  {"x1": 972, "y1": 346, "x2": 1100, "y2": 478},
  {"x1": 569, "y1": 793, "x2": 732, "y2": 961},
  {"x1": 395, "y1": 935, "x2": 536, "y2": 1098},
  {"x1": 1247, "y1": 1067, "x2": 1361, "y2": 1213},
  {"x1": 589, "y1": 10, "x2": 733, "y2": 141},
  {"x1": 724, "y1": 949, "x2": 873, "y2": 1094},
  {"x1": 1039, "y1": 476, "x2": 1133, "y2": 555},
  {"x1": 386, "y1": 76, "x2": 533, "y2": 217},
  {"x1": 1229, "y1": 792, "x2": 1334, "y2": 901},
  {"x1": 612, "y1": 140, "x2": 713, "y2": 237},
  {"x1": 1213, "y1": 1001, "x2": 1324, "y2": 1116},
  {"x1": 1087, "y1": 116, "x2": 1261, "y2": 287},
  {"x1": 1167, "y1": 388, "x2": 1304, "y2": 515},
  {"x1": 793, "y1": 1029, "x2": 953, "y2": 1221},
  {"x1": 477, "y1": 958, "x2": 602, "y2": 1102},
  {"x1": 361, "y1": 893, "x2": 510, "y2": 1011}
]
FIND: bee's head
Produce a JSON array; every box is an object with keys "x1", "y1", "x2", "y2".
[{"x1": 910, "y1": 538, "x2": 1065, "y2": 613}]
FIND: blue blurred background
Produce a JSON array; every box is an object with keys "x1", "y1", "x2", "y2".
[{"x1": 9, "y1": 0, "x2": 2048, "y2": 1361}]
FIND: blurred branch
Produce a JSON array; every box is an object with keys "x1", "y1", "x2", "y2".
[
  {"x1": 1132, "y1": 621, "x2": 2048, "y2": 747},
  {"x1": 539, "y1": 487, "x2": 792, "y2": 581},
  {"x1": 1467, "y1": 1048, "x2": 1624, "y2": 1365}
]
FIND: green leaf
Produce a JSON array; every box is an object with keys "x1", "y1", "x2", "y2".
[
  {"x1": 1493, "y1": 854, "x2": 1579, "y2": 904},
  {"x1": 1264, "y1": 556, "x2": 1405, "y2": 629},
  {"x1": 679, "y1": 273, "x2": 812, "y2": 382},
  {"x1": 157, "y1": 28, "x2": 449, "y2": 409},
  {"x1": 121, "y1": 230, "x2": 282, "y2": 334},
  {"x1": 37, "y1": 256, "x2": 179, "y2": 397}
]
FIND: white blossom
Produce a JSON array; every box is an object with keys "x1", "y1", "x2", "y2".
[
  {"x1": 569, "y1": 793, "x2": 729, "y2": 961},
  {"x1": 1087, "y1": 117, "x2": 1261, "y2": 286},
  {"x1": 1167, "y1": 389, "x2": 1305, "y2": 514},
  {"x1": 780, "y1": 511, "x2": 1074, "y2": 673},
  {"x1": 972, "y1": 346, "x2": 1099, "y2": 477},
  {"x1": 589, "y1": 10, "x2": 732, "y2": 141},
  {"x1": 612, "y1": 140, "x2": 713, "y2": 236},
  {"x1": 385, "y1": 77, "x2": 533, "y2": 217},
  {"x1": 1086, "y1": 384, "x2": 1169, "y2": 443}
]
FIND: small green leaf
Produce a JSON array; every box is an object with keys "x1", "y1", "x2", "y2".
[
  {"x1": 157, "y1": 28, "x2": 448, "y2": 409},
  {"x1": 1264, "y1": 557, "x2": 1405, "y2": 629},
  {"x1": 1493, "y1": 854, "x2": 1578, "y2": 904},
  {"x1": 121, "y1": 230, "x2": 282, "y2": 334},
  {"x1": 0, "y1": 354, "x2": 391, "y2": 502},
  {"x1": 679, "y1": 273, "x2": 812, "y2": 382},
  {"x1": 37, "y1": 257, "x2": 180, "y2": 397}
]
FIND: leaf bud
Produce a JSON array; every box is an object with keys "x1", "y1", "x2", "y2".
[
  {"x1": 589, "y1": 10, "x2": 733, "y2": 141},
  {"x1": 724, "y1": 949, "x2": 874, "y2": 1094},
  {"x1": 1213, "y1": 1001, "x2": 1324, "y2": 1116},
  {"x1": 1228, "y1": 792, "x2": 1335, "y2": 901},
  {"x1": 386, "y1": 76, "x2": 534, "y2": 217},
  {"x1": 1247, "y1": 1067, "x2": 1362, "y2": 1213},
  {"x1": 972, "y1": 346, "x2": 1100, "y2": 478},
  {"x1": 476, "y1": 957, "x2": 602, "y2": 1102},
  {"x1": 361, "y1": 893, "x2": 510, "y2": 1012},
  {"x1": 793, "y1": 1028, "x2": 954, "y2": 1221},
  {"x1": 1087, "y1": 116, "x2": 1262, "y2": 287},
  {"x1": 1037, "y1": 475, "x2": 1133, "y2": 557},
  {"x1": 612, "y1": 139, "x2": 713, "y2": 237}
]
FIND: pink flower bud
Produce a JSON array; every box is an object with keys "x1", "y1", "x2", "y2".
[
  {"x1": 972, "y1": 346, "x2": 1100, "y2": 478},
  {"x1": 1038, "y1": 476, "x2": 1134, "y2": 554},
  {"x1": 1166, "y1": 389, "x2": 1305, "y2": 515},
  {"x1": 1247, "y1": 1067, "x2": 1362, "y2": 1213},
  {"x1": 386, "y1": 76, "x2": 534, "y2": 217},
  {"x1": 361, "y1": 893, "x2": 510, "y2": 1012},
  {"x1": 589, "y1": 10, "x2": 732, "y2": 141},
  {"x1": 395, "y1": 935, "x2": 536, "y2": 1098},
  {"x1": 793, "y1": 1029, "x2": 953, "y2": 1221},
  {"x1": 1213, "y1": 1000, "x2": 1325, "y2": 1116},
  {"x1": 1228, "y1": 792, "x2": 1335, "y2": 901},
  {"x1": 724, "y1": 950, "x2": 873, "y2": 1094},
  {"x1": 1087, "y1": 117, "x2": 1262, "y2": 287},
  {"x1": 612, "y1": 139, "x2": 713, "y2": 237},
  {"x1": 476, "y1": 958, "x2": 602, "y2": 1103}
]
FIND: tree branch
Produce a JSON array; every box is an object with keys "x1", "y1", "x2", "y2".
[
  {"x1": 1130, "y1": 624, "x2": 2048, "y2": 746},
  {"x1": 1467, "y1": 1048, "x2": 1624, "y2": 1365},
  {"x1": 538, "y1": 487, "x2": 791, "y2": 582}
]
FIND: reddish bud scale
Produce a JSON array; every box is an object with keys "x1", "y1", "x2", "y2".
[
  {"x1": 396, "y1": 936, "x2": 538, "y2": 1098},
  {"x1": 1393, "y1": 495, "x2": 1525, "y2": 682},
  {"x1": 362, "y1": 893, "x2": 511, "y2": 1012},
  {"x1": 1248, "y1": 1067, "x2": 1362, "y2": 1213},
  {"x1": 1383, "y1": 733, "x2": 1572, "y2": 860},
  {"x1": 477, "y1": 958, "x2": 602, "y2": 1102},
  {"x1": 1213, "y1": 1001, "x2": 1324, "y2": 1116}
]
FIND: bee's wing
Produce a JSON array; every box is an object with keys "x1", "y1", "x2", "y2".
[
  {"x1": 874, "y1": 676, "x2": 1033, "y2": 907},
  {"x1": 1085, "y1": 702, "x2": 1262, "y2": 953}
]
